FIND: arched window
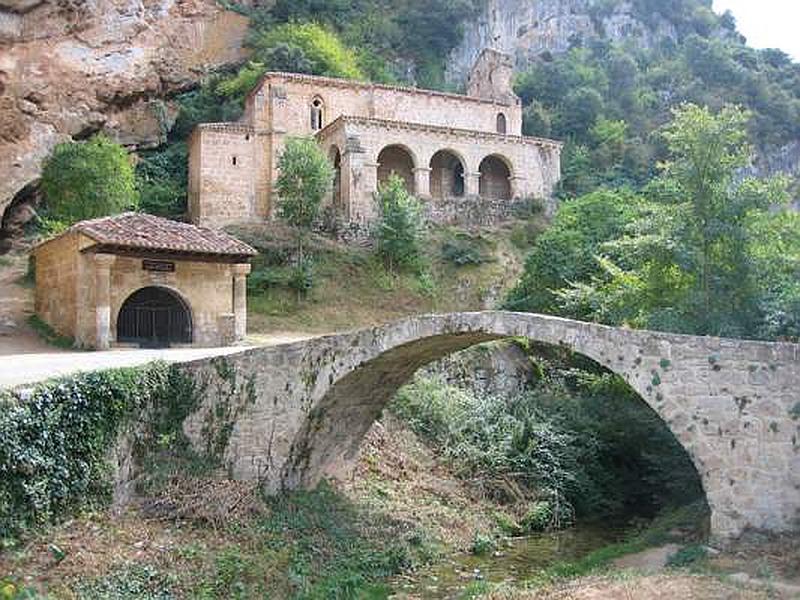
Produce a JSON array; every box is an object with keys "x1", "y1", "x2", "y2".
[
  {"x1": 310, "y1": 97, "x2": 325, "y2": 131},
  {"x1": 496, "y1": 112, "x2": 507, "y2": 134}
]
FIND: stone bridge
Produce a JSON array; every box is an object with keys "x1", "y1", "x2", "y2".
[{"x1": 179, "y1": 312, "x2": 800, "y2": 541}]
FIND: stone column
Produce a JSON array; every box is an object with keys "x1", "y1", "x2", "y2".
[
  {"x1": 413, "y1": 167, "x2": 432, "y2": 199},
  {"x1": 510, "y1": 175, "x2": 527, "y2": 199},
  {"x1": 94, "y1": 253, "x2": 116, "y2": 350},
  {"x1": 465, "y1": 172, "x2": 481, "y2": 197},
  {"x1": 358, "y1": 162, "x2": 380, "y2": 223},
  {"x1": 232, "y1": 263, "x2": 252, "y2": 342}
]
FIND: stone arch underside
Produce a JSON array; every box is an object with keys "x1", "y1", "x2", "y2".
[
  {"x1": 429, "y1": 150, "x2": 465, "y2": 199},
  {"x1": 377, "y1": 145, "x2": 415, "y2": 194},
  {"x1": 180, "y1": 312, "x2": 800, "y2": 541},
  {"x1": 479, "y1": 155, "x2": 512, "y2": 200}
]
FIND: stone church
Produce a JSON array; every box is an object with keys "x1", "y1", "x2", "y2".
[{"x1": 188, "y1": 49, "x2": 562, "y2": 229}]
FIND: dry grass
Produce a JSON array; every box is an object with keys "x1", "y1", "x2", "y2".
[
  {"x1": 236, "y1": 221, "x2": 531, "y2": 335},
  {"x1": 340, "y1": 414, "x2": 501, "y2": 550}
]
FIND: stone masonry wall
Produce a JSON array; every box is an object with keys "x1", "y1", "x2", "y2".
[
  {"x1": 106, "y1": 256, "x2": 238, "y2": 347},
  {"x1": 178, "y1": 311, "x2": 800, "y2": 542},
  {"x1": 188, "y1": 126, "x2": 264, "y2": 228},
  {"x1": 249, "y1": 74, "x2": 523, "y2": 137},
  {"x1": 33, "y1": 230, "x2": 81, "y2": 339}
]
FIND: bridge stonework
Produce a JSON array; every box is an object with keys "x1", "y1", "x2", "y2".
[{"x1": 179, "y1": 312, "x2": 800, "y2": 541}]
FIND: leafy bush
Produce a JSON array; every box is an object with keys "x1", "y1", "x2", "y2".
[
  {"x1": 392, "y1": 348, "x2": 705, "y2": 522},
  {"x1": 504, "y1": 189, "x2": 645, "y2": 314},
  {"x1": 0, "y1": 363, "x2": 196, "y2": 539},
  {"x1": 40, "y1": 134, "x2": 138, "y2": 225},
  {"x1": 470, "y1": 532, "x2": 496, "y2": 556},
  {"x1": 666, "y1": 544, "x2": 708, "y2": 568},
  {"x1": 76, "y1": 564, "x2": 176, "y2": 600},
  {"x1": 374, "y1": 175, "x2": 425, "y2": 273},
  {"x1": 440, "y1": 234, "x2": 493, "y2": 266},
  {"x1": 521, "y1": 500, "x2": 555, "y2": 533}
]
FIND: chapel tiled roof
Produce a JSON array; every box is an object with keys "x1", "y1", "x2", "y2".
[{"x1": 72, "y1": 212, "x2": 257, "y2": 257}]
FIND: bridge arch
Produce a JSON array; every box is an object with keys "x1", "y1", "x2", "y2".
[{"x1": 180, "y1": 311, "x2": 800, "y2": 541}]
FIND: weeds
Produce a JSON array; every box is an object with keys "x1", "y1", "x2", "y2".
[{"x1": 26, "y1": 315, "x2": 75, "y2": 349}]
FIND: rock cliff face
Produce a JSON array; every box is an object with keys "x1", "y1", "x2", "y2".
[
  {"x1": 446, "y1": 0, "x2": 676, "y2": 86},
  {"x1": 0, "y1": 0, "x2": 249, "y2": 230}
]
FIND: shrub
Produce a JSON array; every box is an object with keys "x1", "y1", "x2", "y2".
[
  {"x1": 40, "y1": 134, "x2": 138, "y2": 225},
  {"x1": 0, "y1": 363, "x2": 196, "y2": 539},
  {"x1": 470, "y1": 532, "x2": 496, "y2": 556},
  {"x1": 374, "y1": 175, "x2": 425, "y2": 273},
  {"x1": 440, "y1": 234, "x2": 493, "y2": 266},
  {"x1": 666, "y1": 544, "x2": 708, "y2": 568}
]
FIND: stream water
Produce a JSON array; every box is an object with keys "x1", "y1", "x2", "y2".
[{"x1": 391, "y1": 522, "x2": 630, "y2": 598}]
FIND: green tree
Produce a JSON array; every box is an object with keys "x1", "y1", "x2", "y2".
[
  {"x1": 275, "y1": 137, "x2": 334, "y2": 291},
  {"x1": 556, "y1": 104, "x2": 789, "y2": 337},
  {"x1": 250, "y1": 22, "x2": 364, "y2": 80},
  {"x1": 504, "y1": 189, "x2": 644, "y2": 314},
  {"x1": 655, "y1": 104, "x2": 777, "y2": 334},
  {"x1": 40, "y1": 135, "x2": 138, "y2": 225},
  {"x1": 375, "y1": 175, "x2": 425, "y2": 273}
]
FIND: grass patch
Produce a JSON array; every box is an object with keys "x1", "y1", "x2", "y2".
[
  {"x1": 526, "y1": 501, "x2": 709, "y2": 586},
  {"x1": 235, "y1": 221, "x2": 530, "y2": 334},
  {"x1": 26, "y1": 314, "x2": 75, "y2": 349}
]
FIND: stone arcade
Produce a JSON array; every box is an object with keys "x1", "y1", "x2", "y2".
[
  {"x1": 32, "y1": 213, "x2": 256, "y2": 349},
  {"x1": 188, "y1": 49, "x2": 563, "y2": 229}
]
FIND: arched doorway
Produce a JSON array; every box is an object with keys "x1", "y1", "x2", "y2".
[
  {"x1": 117, "y1": 286, "x2": 192, "y2": 348},
  {"x1": 479, "y1": 155, "x2": 512, "y2": 200},
  {"x1": 429, "y1": 150, "x2": 465, "y2": 199},
  {"x1": 377, "y1": 145, "x2": 415, "y2": 193}
]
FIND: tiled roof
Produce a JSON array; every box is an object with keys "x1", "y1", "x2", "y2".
[{"x1": 73, "y1": 213, "x2": 257, "y2": 257}]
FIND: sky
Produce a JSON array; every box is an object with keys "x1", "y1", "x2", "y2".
[{"x1": 713, "y1": 0, "x2": 800, "y2": 61}]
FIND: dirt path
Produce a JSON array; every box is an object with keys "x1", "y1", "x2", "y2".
[
  {"x1": 0, "y1": 332, "x2": 319, "y2": 389},
  {"x1": 0, "y1": 249, "x2": 57, "y2": 356}
]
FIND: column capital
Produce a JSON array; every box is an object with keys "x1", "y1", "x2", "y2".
[
  {"x1": 412, "y1": 167, "x2": 432, "y2": 174},
  {"x1": 94, "y1": 253, "x2": 116, "y2": 268},
  {"x1": 233, "y1": 263, "x2": 252, "y2": 276}
]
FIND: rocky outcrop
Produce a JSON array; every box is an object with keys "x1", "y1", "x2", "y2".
[
  {"x1": 446, "y1": 0, "x2": 676, "y2": 86},
  {"x1": 743, "y1": 142, "x2": 800, "y2": 209},
  {"x1": 0, "y1": 0, "x2": 249, "y2": 228}
]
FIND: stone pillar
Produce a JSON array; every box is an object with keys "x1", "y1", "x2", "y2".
[
  {"x1": 94, "y1": 253, "x2": 116, "y2": 350},
  {"x1": 465, "y1": 172, "x2": 481, "y2": 197},
  {"x1": 413, "y1": 167, "x2": 432, "y2": 199},
  {"x1": 358, "y1": 162, "x2": 380, "y2": 223},
  {"x1": 232, "y1": 263, "x2": 251, "y2": 343},
  {"x1": 510, "y1": 175, "x2": 527, "y2": 199}
]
